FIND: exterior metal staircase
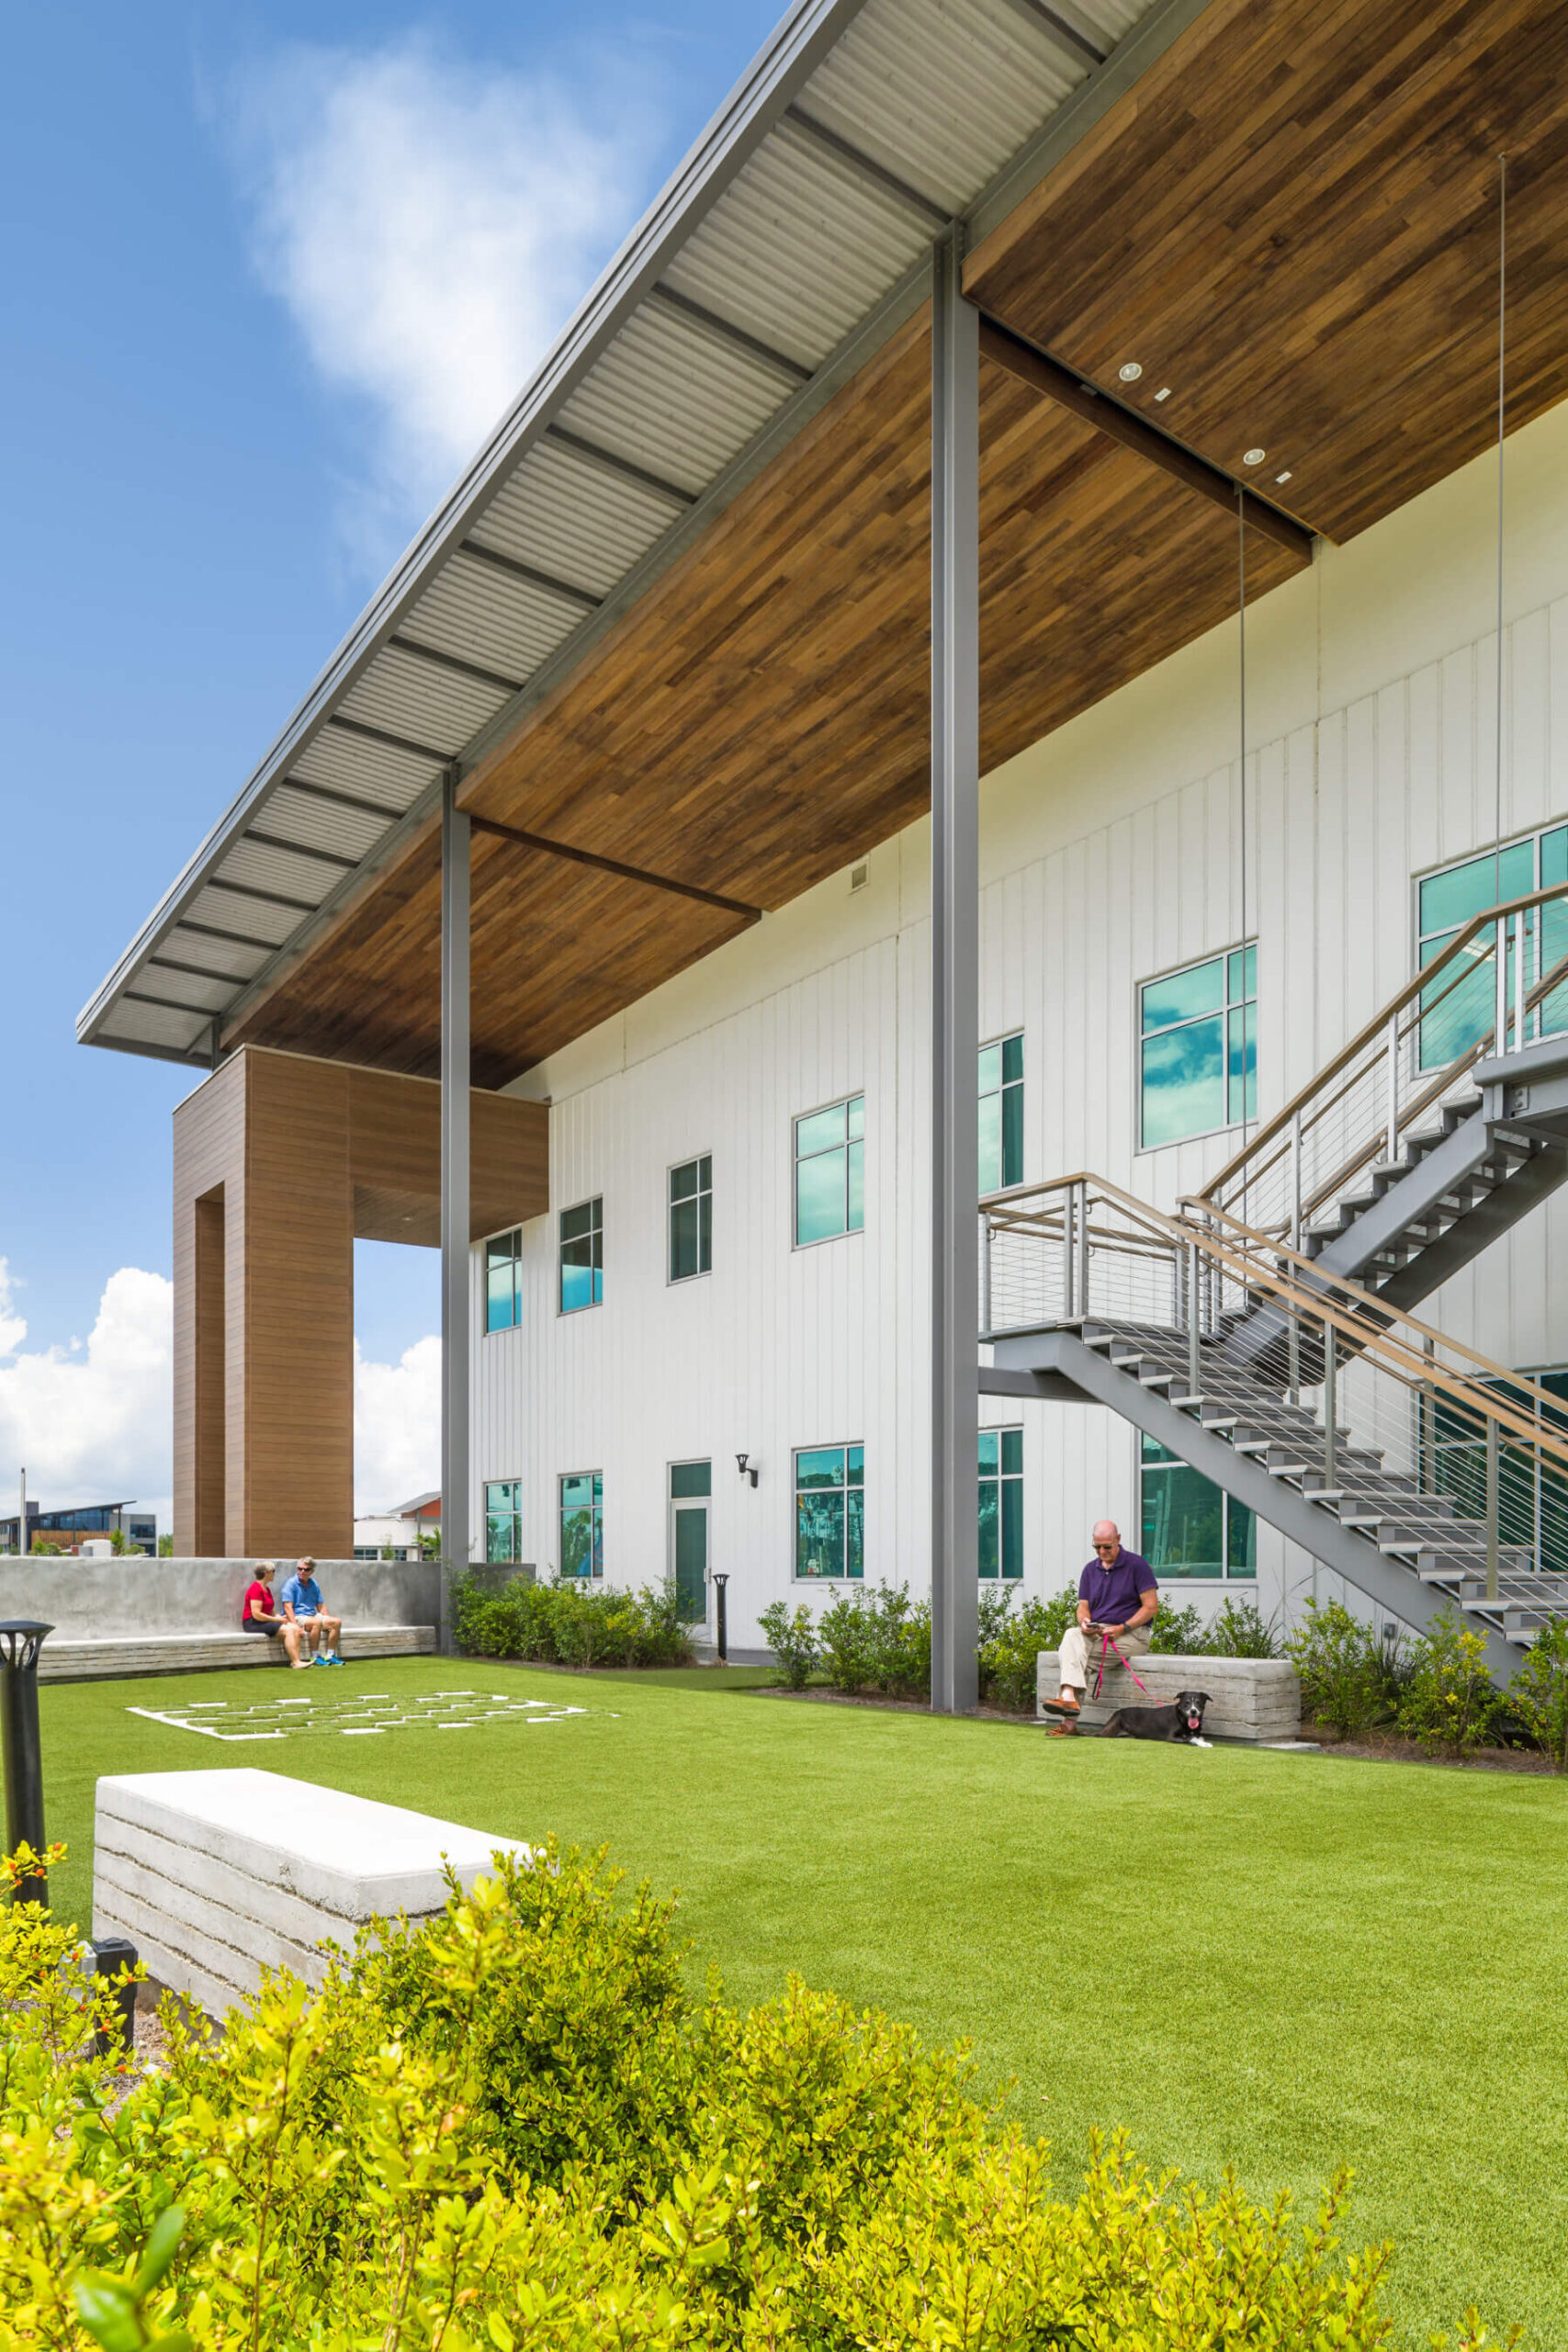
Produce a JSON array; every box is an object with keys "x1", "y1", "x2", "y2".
[{"x1": 979, "y1": 880, "x2": 1568, "y2": 1680}]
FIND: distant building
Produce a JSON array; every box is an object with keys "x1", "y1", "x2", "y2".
[
  {"x1": 0, "y1": 1501, "x2": 157, "y2": 1556},
  {"x1": 352, "y1": 1491, "x2": 440, "y2": 1561}
]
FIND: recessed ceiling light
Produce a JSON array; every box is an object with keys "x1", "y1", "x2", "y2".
[
  {"x1": 1243, "y1": 447, "x2": 1266, "y2": 467},
  {"x1": 1118, "y1": 361, "x2": 1144, "y2": 382},
  {"x1": 1275, "y1": 469, "x2": 1292, "y2": 484},
  {"x1": 1154, "y1": 386, "x2": 1172, "y2": 401}
]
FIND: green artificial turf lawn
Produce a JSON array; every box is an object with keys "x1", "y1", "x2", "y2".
[{"x1": 36, "y1": 1658, "x2": 1568, "y2": 2343}]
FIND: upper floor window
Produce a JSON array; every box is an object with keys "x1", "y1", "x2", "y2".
[
  {"x1": 1417, "y1": 825, "x2": 1568, "y2": 1069},
  {"x1": 559, "y1": 1472, "x2": 604, "y2": 1577},
  {"x1": 669, "y1": 1155, "x2": 712, "y2": 1282},
  {"x1": 485, "y1": 1479, "x2": 522, "y2": 1564},
  {"x1": 485, "y1": 1230, "x2": 523, "y2": 1332},
  {"x1": 978, "y1": 1035, "x2": 1023, "y2": 1193},
  {"x1": 795, "y1": 1443, "x2": 863, "y2": 1578},
  {"x1": 795, "y1": 1094, "x2": 863, "y2": 1246},
  {"x1": 1139, "y1": 944, "x2": 1256, "y2": 1149},
  {"x1": 559, "y1": 1197, "x2": 603, "y2": 1314},
  {"x1": 977, "y1": 1427, "x2": 1023, "y2": 1578}
]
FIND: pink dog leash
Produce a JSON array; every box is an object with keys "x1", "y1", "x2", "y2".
[{"x1": 1092, "y1": 1630, "x2": 1153, "y2": 1702}]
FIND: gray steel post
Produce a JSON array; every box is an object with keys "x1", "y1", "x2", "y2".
[
  {"x1": 1322, "y1": 1329, "x2": 1337, "y2": 1490},
  {"x1": 929, "y1": 232, "x2": 979, "y2": 1716},
  {"x1": 1186, "y1": 1240, "x2": 1201, "y2": 1402},
  {"x1": 440, "y1": 775, "x2": 471, "y2": 1655},
  {"x1": 1485, "y1": 1415, "x2": 1500, "y2": 1601}
]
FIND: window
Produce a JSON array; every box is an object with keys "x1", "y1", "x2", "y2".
[
  {"x1": 1428, "y1": 1369, "x2": 1568, "y2": 1580},
  {"x1": 795, "y1": 1095, "x2": 864, "y2": 1245},
  {"x1": 669, "y1": 1155, "x2": 712, "y2": 1282},
  {"x1": 485, "y1": 1479, "x2": 522, "y2": 1564},
  {"x1": 978, "y1": 1428, "x2": 1022, "y2": 1578},
  {"x1": 1139, "y1": 1435, "x2": 1255, "y2": 1578},
  {"x1": 1417, "y1": 824, "x2": 1568, "y2": 1069},
  {"x1": 485, "y1": 1230, "x2": 523, "y2": 1332},
  {"x1": 795, "y1": 1444, "x2": 864, "y2": 1578},
  {"x1": 559, "y1": 1197, "x2": 603, "y2": 1313},
  {"x1": 978, "y1": 1035, "x2": 1023, "y2": 1193},
  {"x1": 1139, "y1": 945, "x2": 1257, "y2": 1148},
  {"x1": 558, "y1": 1472, "x2": 604, "y2": 1577},
  {"x1": 670, "y1": 1461, "x2": 711, "y2": 1621}
]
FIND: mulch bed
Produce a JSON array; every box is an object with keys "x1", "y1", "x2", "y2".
[
  {"x1": 754, "y1": 1686, "x2": 1035, "y2": 1723},
  {"x1": 1304, "y1": 1723, "x2": 1562, "y2": 1774}
]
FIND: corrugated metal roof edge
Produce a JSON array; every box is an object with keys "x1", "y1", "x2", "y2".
[{"x1": 79, "y1": 0, "x2": 1211, "y2": 1067}]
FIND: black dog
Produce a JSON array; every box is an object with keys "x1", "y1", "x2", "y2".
[{"x1": 1098, "y1": 1689, "x2": 1212, "y2": 1744}]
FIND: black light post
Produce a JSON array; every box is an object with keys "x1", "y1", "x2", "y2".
[
  {"x1": 713, "y1": 1574, "x2": 730, "y2": 1665},
  {"x1": 0, "y1": 1620, "x2": 52, "y2": 1907}
]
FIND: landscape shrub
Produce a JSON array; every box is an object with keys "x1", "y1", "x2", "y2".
[
  {"x1": 758, "y1": 1598, "x2": 819, "y2": 1688},
  {"x1": 1286, "y1": 1598, "x2": 1401, "y2": 1735},
  {"x1": 455, "y1": 1573, "x2": 694, "y2": 1669},
  {"x1": 1148, "y1": 1600, "x2": 1206, "y2": 1654},
  {"x1": 1508, "y1": 1613, "x2": 1568, "y2": 1769},
  {"x1": 816, "y1": 1583, "x2": 932, "y2": 1696},
  {"x1": 1201, "y1": 1596, "x2": 1280, "y2": 1657},
  {"x1": 978, "y1": 1588, "x2": 1077, "y2": 1709},
  {"x1": 0, "y1": 1839, "x2": 1513, "y2": 2351},
  {"x1": 1398, "y1": 1608, "x2": 1499, "y2": 1759}
]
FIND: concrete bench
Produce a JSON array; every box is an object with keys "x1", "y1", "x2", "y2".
[
  {"x1": 40, "y1": 1625, "x2": 435, "y2": 1682},
  {"x1": 1037, "y1": 1650, "x2": 1301, "y2": 1744},
  {"x1": 92, "y1": 1768, "x2": 527, "y2": 2019}
]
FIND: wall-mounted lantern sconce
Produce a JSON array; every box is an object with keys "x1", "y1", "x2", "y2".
[{"x1": 736, "y1": 1453, "x2": 759, "y2": 1487}]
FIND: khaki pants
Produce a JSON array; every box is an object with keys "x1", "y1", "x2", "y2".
[{"x1": 1057, "y1": 1622, "x2": 1152, "y2": 1696}]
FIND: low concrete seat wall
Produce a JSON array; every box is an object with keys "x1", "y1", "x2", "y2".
[
  {"x1": 1037, "y1": 1650, "x2": 1301, "y2": 1743},
  {"x1": 40, "y1": 1625, "x2": 435, "y2": 1683},
  {"x1": 93, "y1": 1768, "x2": 528, "y2": 2018},
  {"x1": 0, "y1": 1557, "x2": 439, "y2": 1668}
]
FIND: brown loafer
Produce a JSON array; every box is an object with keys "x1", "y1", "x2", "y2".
[
  {"x1": 1044, "y1": 1720, "x2": 1077, "y2": 1736},
  {"x1": 1041, "y1": 1695, "x2": 1080, "y2": 1717}
]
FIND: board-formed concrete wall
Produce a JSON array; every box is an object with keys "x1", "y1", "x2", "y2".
[{"x1": 0, "y1": 1558, "x2": 439, "y2": 1643}]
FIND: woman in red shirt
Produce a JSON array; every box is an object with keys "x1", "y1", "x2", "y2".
[{"x1": 242, "y1": 1565, "x2": 308, "y2": 1668}]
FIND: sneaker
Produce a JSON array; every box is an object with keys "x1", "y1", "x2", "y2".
[
  {"x1": 310, "y1": 1654, "x2": 327, "y2": 1666},
  {"x1": 325, "y1": 1652, "x2": 344, "y2": 1665}
]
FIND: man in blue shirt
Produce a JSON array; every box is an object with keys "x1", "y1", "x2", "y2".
[
  {"x1": 280, "y1": 1557, "x2": 344, "y2": 1666},
  {"x1": 1043, "y1": 1521, "x2": 1158, "y2": 1721}
]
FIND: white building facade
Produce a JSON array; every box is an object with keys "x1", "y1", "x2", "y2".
[{"x1": 469, "y1": 398, "x2": 1568, "y2": 1652}]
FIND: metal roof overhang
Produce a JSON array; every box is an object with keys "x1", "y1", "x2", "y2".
[{"x1": 78, "y1": 0, "x2": 1209, "y2": 1070}]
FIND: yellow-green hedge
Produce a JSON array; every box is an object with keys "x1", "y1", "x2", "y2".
[{"x1": 0, "y1": 1840, "x2": 1515, "y2": 2350}]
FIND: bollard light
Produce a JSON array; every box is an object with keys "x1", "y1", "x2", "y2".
[
  {"x1": 0, "y1": 1620, "x2": 52, "y2": 1908},
  {"x1": 713, "y1": 1574, "x2": 730, "y2": 1665},
  {"x1": 88, "y1": 1935, "x2": 140, "y2": 2059}
]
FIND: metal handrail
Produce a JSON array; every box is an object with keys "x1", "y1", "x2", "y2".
[
  {"x1": 980, "y1": 1170, "x2": 1568, "y2": 1476},
  {"x1": 1196, "y1": 876, "x2": 1568, "y2": 1220}
]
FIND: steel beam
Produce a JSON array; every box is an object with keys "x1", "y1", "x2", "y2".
[
  {"x1": 439, "y1": 775, "x2": 470, "y2": 1653},
  {"x1": 929, "y1": 235, "x2": 980, "y2": 1714},
  {"x1": 784, "y1": 105, "x2": 952, "y2": 229},
  {"x1": 467, "y1": 810, "x2": 761, "y2": 921}
]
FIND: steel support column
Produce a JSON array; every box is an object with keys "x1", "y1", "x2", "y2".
[
  {"x1": 929, "y1": 233, "x2": 979, "y2": 1714},
  {"x1": 440, "y1": 775, "x2": 471, "y2": 1651}
]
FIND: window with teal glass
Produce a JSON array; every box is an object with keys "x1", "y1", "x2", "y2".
[
  {"x1": 1417, "y1": 826, "x2": 1568, "y2": 1069},
  {"x1": 1138, "y1": 1434, "x2": 1255, "y2": 1578},
  {"x1": 794, "y1": 1096, "x2": 864, "y2": 1245},
  {"x1": 1139, "y1": 944, "x2": 1256, "y2": 1148},
  {"x1": 485, "y1": 1479, "x2": 522, "y2": 1564},
  {"x1": 978, "y1": 1035, "x2": 1023, "y2": 1193},
  {"x1": 669, "y1": 1155, "x2": 712, "y2": 1282},
  {"x1": 977, "y1": 1427, "x2": 1023, "y2": 1578},
  {"x1": 558, "y1": 1471, "x2": 604, "y2": 1578},
  {"x1": 558, "y1": 1197, "x2": 603, "y2": 1313},
  {"x1": 485, "y1": 1231, "x2": 522, "y2": 1332},
  {"x1": 794, "y1": 1444, "x2": 863, "y2": 1578}
]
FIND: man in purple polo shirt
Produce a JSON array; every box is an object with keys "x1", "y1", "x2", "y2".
[{"x1": 1043, "y1": 1520, "x2": 1159, "y2": 1721}]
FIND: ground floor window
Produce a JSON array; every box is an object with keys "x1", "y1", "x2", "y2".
[
  {"x1": 795, "y1": 1444, "x2": 863, "y2": 1578},
  {"x1": 485, "y1": 1479, "x2": 522, "y2": 1564},
  {"x1": 559, "y1": 1472, "x2": 604, "y2": 1577},
  {"x1": 978, "y1": 1427, "x2": 1023, "y2": 1577},
  {"x1": 1139, "y1": 1436, "x2": 1255, "y2": 1577}
]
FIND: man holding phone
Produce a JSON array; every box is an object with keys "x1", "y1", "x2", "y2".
[{"x1": 1043, "y1": 1520, "x2": 1159, "y2": 1721}]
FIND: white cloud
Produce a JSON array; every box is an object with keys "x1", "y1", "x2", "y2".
[
  {"x1": 0, "y1": 1261, "x2": 172, "y2": 1515},
  {"x1": 355, "y1": 1332, "x2": 440, "y2": 1516},
  {"x1": 221, "y1": 32, "x2": 661, "y2": 545}
]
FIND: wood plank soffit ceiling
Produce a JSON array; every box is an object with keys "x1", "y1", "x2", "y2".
[{"x1": 228, "y1": 0, "x2": 1568, "y2": 1088}]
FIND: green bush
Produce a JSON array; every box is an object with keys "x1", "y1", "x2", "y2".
[
  {"x1": 455, "y1": 1573, "x2": 694, "y2": 1669},
  {"x1": 1201, "y1": 1595, "x2": 1280, "y2": 1657},
  {"x1": 979, "y1": 1588, "x2": 1078, "y2": 1709},
  {"x1": 816, "y1": 1583, "x2": 932, "y2": 1696},
  {"x1": 758, "y1": 1599, "x2": 818, "y2": 1689},
  {"x1": 1286, "y1": 1599, "x2": 1399, "y2": 1735},
  {"x1": 1148, "y1": 1600, "x2": 1206, "y2": 1654},
  {"x1": 1398, "y1": 1608, "x2": 1499, "y2": 1759},
  {"x1": 0, "y1": 1838, "x2": 1512, "y2": 2351},
  {"x1": 1509, "y1": 1614, "x2": 1568, "y2": 1770}
]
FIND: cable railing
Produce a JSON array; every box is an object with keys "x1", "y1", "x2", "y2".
[
  {"x1": 1192, "y1": 879, "x2": 1568, "y2": 1241},
  {"x1": 981, "y1": 1172, "x2": 1568, "y2": 1613}
]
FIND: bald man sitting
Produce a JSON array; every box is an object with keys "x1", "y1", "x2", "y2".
[{"x1": 1042, "y1": 1521, "x2": 1160, "y2": 1725}]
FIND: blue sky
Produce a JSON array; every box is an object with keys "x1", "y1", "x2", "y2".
[{"x1": 0, "y1": 0, "x2": 779, "y2": 1515}]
